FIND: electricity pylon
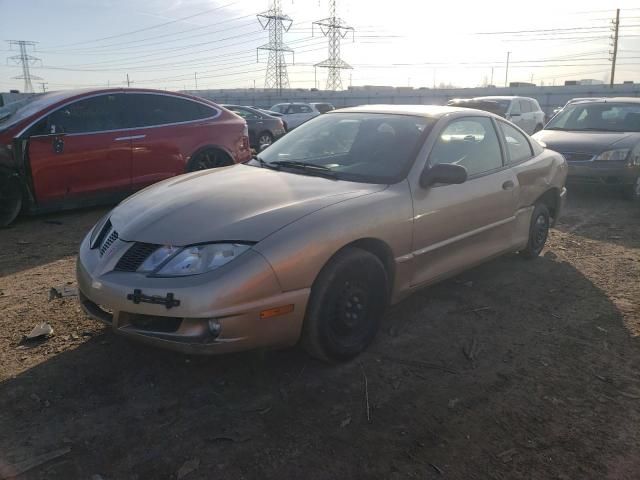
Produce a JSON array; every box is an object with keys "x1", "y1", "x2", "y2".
[
  {"x1": 7, "y1": 40, "x2": 42, "y2": 93},
  {"x1": 313, "y1": 0, "x2": 354, "y2": 91},
  {"x1": 257, "y1": 0, "x2": 293, "y2": 92}
]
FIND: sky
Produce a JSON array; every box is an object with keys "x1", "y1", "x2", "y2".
[{"x1": 1, "y1": 0, "x2": 639, "y2": 92}]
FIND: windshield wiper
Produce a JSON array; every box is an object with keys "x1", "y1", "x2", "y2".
[
  {"x1": 269, "y1": 160, "x2": 338, "y2": 179},
  {"x1": 544, "y1": 127, "x2": 566, "y2": 131},
  {"x1": 573, "y1": 128, "x2": 624, "y2": 132},
  {"x1": 249, "y1": 155, "x2": 279, "y2": 170}
]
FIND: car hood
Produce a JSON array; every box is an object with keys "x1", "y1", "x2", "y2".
[
  {"x1": 110, "y1": 164, "x2": 385, "y2": 246},
  {"x1": 533, "y1": 129, "x2": 640, "y2": 155}
]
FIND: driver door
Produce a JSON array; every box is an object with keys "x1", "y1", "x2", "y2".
[
  {"x1": 410, "y1": 116, "x2": 518, "y2": 287},
  {"x1": 27, "y1": 93, "x2": 132, "y2": 204}
]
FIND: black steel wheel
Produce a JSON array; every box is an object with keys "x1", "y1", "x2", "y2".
[
  {"x1": 521, "y1": 203, "x2": 550, "y2": 259},
  {"x1": 187, "y1": 149, "x2": 233, "y2": 172},
  {"x1": 303, "y1": 247, "x2": 389, "y2": 362},
  {"x1": 0, "y1": 174, "x2": 23, "y2": 228}
]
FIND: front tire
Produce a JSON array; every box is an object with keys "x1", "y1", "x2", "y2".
[
  {"x1": 0, "y1": 174, "x2": 23, "y2": 228},
  {"x1": 302, "y1": 247, "x2": 389, "y2": 362},
  {"x1": 521, "y1": 203, "x2": 550, "y2": 259},
  {"x1": 622, "y1": 176, "x2": 640, "y2": 201},
  {"x1": 257, "y1": 131, "x2": 274, "y2": 149}
]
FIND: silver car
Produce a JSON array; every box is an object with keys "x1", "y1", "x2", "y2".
[{"x1": 77, "y1": 105, "x2": 567, "y2": 362}]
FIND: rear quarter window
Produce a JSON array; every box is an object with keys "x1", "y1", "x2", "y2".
[{"x1": 126, "y1": 94, "x2": 217, "y2": 128}]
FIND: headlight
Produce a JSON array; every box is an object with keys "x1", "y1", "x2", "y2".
[
  {"x1": 138, "y1": 245, "x2": 180, "y2": 273},
  {"x1": 594, "y1": 149, "x2": 630, "y2": 161},
  {"x1": 152, "y1": 243, "x2": 251, "y2": 277}
]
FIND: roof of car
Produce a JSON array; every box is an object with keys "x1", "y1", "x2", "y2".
[
  {"x1": 472, "y1": 96, "x2": 530, "y2": 101},
  {"x1": 331, "y1": 104, "x2": 483, "y2": 118},
  {"x1": 12, "y1": 87, "x2": 215, "y2": 110}
]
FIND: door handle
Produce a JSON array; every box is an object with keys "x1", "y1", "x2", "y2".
[
  {"x1": 52, "y1": 136, "x2": 64, "y2": 154},
  {"x1": 502, "y1": 180, "x2": 515, "y2": 190}
]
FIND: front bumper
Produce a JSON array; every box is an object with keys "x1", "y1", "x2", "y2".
[
  {"x1": 567, "y1": 161, "x2": 639, "y2": 186},
  {"x1": 76, "y1": 236, "x2": 309, "y2": 355}
]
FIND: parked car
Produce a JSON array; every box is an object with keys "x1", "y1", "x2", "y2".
[
  {"x1": 533, "y1": 97, "x2": 640, "y2": 200},
  {"x1": 269, "y1": 102, "x2": 335, "y2": 129},
  {"x1": 0, "y1": 88, "x2": 251, "y2": 226},
  {"x1": 77, "y1": 105, "x2": 567, "y2": 361},
  {"x1": 251, "y1": 107, "x2": 289, "y2": 131},
  {"x1": 447, "y1": 96, "x2": 545, "y2": 135},
  {"x1": 549, "y1": 97, "x2": 605, "y2": 120},
  {"x1": 221, "y1": 104, "x2": 286, "y2": 149}
]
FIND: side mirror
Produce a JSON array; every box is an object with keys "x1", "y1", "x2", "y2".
[{"x1": 420, "y1": 163, "x2": 468, "y2": 188}]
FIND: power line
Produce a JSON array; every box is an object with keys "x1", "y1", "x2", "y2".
[{"x1": 48, "y1": 1, "x2": 242, "y2": 48}]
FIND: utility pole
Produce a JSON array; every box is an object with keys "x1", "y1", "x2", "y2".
[
  {"x1": 7, "y1": 40, "x2": 42, "y2": 93},
  {"x1": 257, "y1": 0, "x2": 293, "y2": 93},
  {"x1": 610, "y1": 8, "x2": 620, "y2": 87},
  {"x1": 490, "y1": 66, "x2": 494, "y2": 86},
  {"x1": 313, "y1": 0, "x2": 354, "y2": 91},
  {"x1": 126, "y1": 74, "x2": 131, "y2": 87},
  {"x1": 194, "y1": 72, "x2": 198, "y2": 90},
  {"x1": 505, "y1": 51, "x2": 511, "y2": 87},
  {"x1": 38, "y1": 82, "x2": 47, "y2": 92}
]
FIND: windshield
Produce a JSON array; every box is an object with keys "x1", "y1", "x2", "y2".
[
  {"x1": 546, "y1": 102, "x2": 640, "y2": 132},
  {"x1": 0, "y1": 94, "x2": 43, "y2": 131},
  {"x1": 254, "y1": 112, "x2": 433, "y2": 183}
]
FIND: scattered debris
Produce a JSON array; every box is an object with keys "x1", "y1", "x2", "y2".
[
  {"x1": 16, "y1": 240, "x2": 31, "y2": 246},
  {"x1": 462, "y1": 281, "x2": 473, "y2": 287},
  {"x1": 49, "y1": 286, "x2": 78, "y2": 301},
  {"x1": 463, "y1": 336, "x2": 480, "y2": 362},
  {"x1": 359, "y1": 362, "x2": 371, "y2": 423},
  {"x1": 90, "y1": 475, "x2": 105, "y2": 480},
  {"x1": 448, "y1": 398, "x2": 460, "y2": 409},
  {"x1": 449, "y1": 306, "x2": 491, "y2": 315},
  {"x1": 25, "y1": 322, "x2": 54, "y2": 340},
  {"x1": 177, "y1": 457, "x2": 200, "y2": 479},
  {"x1": 340, "y1": 416, "x2": 352, "y2": 428},
  {"x1": 429, "y1": 462, "x2": 443, "y2": 475},
  {"x1": 0, "y1": 447, "x2": 71, "y2": 478},
  {"x1": 43, "y1": 219, "x2": 64, "y2": 225},
  {"x1": 497, "y1": 448, "x2": 517, "y2": 463},
  {"x1": 375, "y1": 354, "x2": 458, "y2": 375}
]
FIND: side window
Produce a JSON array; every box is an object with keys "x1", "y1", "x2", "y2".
[
  {"x1": 47, "y1": 94, "x2": 125, "y2": 134},
  {"x1": 126, "y1": 94, "x2": 216, "y2": 128},
  {"x1": 230, "y1": 107, "x2": 259, "y2": 120},
  {"x1": 430, "y1": 117, "x2": 503, "y2": 177},
  {"x1": 298, "y1": 105, "x2": 313, "y2": 113},
  {"x1": 271, "y1": 105, "x2": 284, "y2": 113},
  {"x1": 531, "y1": 100, "x2": 541, "y2": 112},
  {"x1": 510, "y1": 100, "x2": 521, "y2": 115},
  {"x1": 499, "y1": 122, "x2": 533, "y2": 164},
  {"x1": 519, "y1": 100, "x2": 530, "y2": 113}
]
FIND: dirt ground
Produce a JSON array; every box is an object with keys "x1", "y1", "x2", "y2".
[{"x1": 0, "y1": 187, "x2": 638, "y2": 480}]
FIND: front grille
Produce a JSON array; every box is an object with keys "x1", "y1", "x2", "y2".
[
  {"x1": 114, "y1": 242, "x2": 159, "y2": 272},
  {"x1": 99, "y1": 228, "x2": 119, "y2": 256},
  {"x1": 91, "y1": 219, "x2": 111, "y2": 249},
  {"x1": 561, "y1": 152, "x2": 593, "y2": 162},
  {"x1": 128, "y1": 314, "x2": 182, "y2": 333}
]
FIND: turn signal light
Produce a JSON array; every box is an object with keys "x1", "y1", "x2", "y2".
[{"x1": 260, "y1": 304, "x2": 294, "y2": 319}]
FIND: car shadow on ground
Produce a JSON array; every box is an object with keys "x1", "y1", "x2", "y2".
[
  {"x1": 1, "y1": 254, "x2": 639, "y2": 479},
  {"x1": 0, "y1": 206, "x2": 109, "y2": 278},
  {"x1": 557, "y1": 185, "x2": 640, "y2": 249}
]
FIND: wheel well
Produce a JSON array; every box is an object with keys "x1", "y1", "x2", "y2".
[
  {"x1": 535, "y1": 188, "x2": 559, "y2": 223},
  {"x1": 342, "y1": 238, "x2": 395, "y2": 292},
  {"x1": 187, "y1": 145, "x2": 234, "y2": 170}
]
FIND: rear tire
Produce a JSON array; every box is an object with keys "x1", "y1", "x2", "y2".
[
  {"x1": 521, "y1": 203, "x2": 550, "y2": 259},
  {"x1": 186, "y1": 149, "x2": 233, "y2": 172},
  {"x1": 0, "y1": 174, "x2": 23, "y2": 228},
  {"x1": 302, "y1": 247, "x2": 389, "y2": 362},
  {"x1": 622, "y1": 176, "x2": 640, "y2": 201},
  {"x1": 257, "y1": 131, "x2": 274, "y2": 148}
]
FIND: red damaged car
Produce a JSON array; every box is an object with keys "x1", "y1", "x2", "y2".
[{"x1": 0, "y1": 88, "x2": 251, "y2": 226}]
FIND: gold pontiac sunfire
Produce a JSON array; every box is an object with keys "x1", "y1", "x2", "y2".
[{"x1": 77, "y1": 105, "x2": 567, "y2": 362}]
